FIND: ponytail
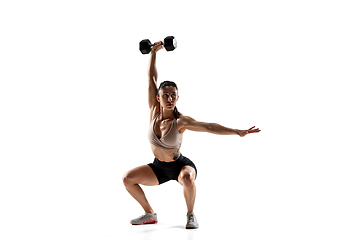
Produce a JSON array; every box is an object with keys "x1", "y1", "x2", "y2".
[{"x1": 174, "y1": 106, "x2": 181, "y2": 119}]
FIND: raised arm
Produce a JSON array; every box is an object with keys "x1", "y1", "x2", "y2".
[
  {"x1": 179, "y1": 116, "x2": 260, "y2": 137},
  {"x1": 148, "y1": 41, "x2": 163, "y2": 109}
]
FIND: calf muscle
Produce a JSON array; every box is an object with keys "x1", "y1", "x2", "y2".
[{"x1": 122, "y1": 165, "x2": 159, "y2": 214}]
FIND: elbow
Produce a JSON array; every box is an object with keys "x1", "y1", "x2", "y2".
[{"x1": 205, "y1": 123, "x2": 214, "y2": 132}]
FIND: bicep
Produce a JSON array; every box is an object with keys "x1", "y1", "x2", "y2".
[
  {"x1": 183, "y1": 117, "x2": 210, "y2": 133},
  {"x1": 148, "y1": 76, "x2": 158, "y2": 109}
]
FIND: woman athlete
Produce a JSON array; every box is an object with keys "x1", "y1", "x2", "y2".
[{"x1": 122, "y1": 41, "x2": 260, "y2": 229}]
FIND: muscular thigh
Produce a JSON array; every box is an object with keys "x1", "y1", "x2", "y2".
[{"x1": 124, "y1": 165, "x2": 159, "y2": 186}]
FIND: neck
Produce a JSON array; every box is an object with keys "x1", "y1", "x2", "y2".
[{"x1": 161, "y1": 107, "x2": 174, "y2": 120}]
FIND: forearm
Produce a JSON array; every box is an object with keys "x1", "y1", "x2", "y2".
[
  {"x1": 148, "y1": 52, "x2": 157, "y2": 82},
  {"x1": 148, "y1": 52, "x2": 158, "y2": 107},
  {"x1": 206, "y1": 123, "x2": 240, "y2": 135}
]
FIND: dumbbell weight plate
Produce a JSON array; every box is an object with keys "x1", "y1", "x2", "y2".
[
  {"x1": 164, "y1": 36, "x2": 177, "y2": 51},
  {"x1": 139, "y1": 39, "x2": 152, "y2": 54}
]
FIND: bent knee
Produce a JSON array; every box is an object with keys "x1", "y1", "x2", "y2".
[
  {"x1": 180, "y1": 172, "x2": 194, "y2": 187},
  {"x1": 122, "y1": 172, "x2": 134, "y2": 186}
]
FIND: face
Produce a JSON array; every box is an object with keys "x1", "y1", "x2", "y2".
[{"x1": 156, "y1": 86, "x2": 179, "y2": 110}]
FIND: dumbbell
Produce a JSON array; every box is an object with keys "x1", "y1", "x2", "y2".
[{"x1": 139, "y1": 36, "x2": 177, "y2": 54}]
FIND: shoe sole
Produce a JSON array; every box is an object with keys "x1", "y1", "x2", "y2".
[
  {"x1": 131, "y1": 218, "x2": 158, "y2": 225},
  {"x1": 186, "y1": 226, "x2": 199, "y2": 229}
]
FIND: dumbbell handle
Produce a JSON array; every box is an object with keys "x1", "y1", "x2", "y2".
[{"x1": 151, "y1": 41, "x2": 163, "y2": 47}]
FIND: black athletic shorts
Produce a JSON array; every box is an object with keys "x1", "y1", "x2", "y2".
[{"x1": 148, "y1": 154, "x2": 197, "y2": 185}]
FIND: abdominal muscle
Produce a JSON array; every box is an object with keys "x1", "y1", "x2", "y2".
[{"x1": 151, "y1": 145, "x2": 180, "y2": 162}]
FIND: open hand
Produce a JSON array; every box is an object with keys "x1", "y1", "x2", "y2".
[{"x1": 238, "y1": 126, "x2": 260, "y2": 137}]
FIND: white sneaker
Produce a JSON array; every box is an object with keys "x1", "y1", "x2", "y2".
[
  {"x1": 186, "y1": 212, "x2": 199, "y2": 229},
  {"x1": 130, "y1": 212, "x2": 158, "y2": 225}
]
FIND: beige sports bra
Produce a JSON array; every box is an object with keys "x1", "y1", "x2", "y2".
[{"x1": 148, "y1": 112, "x2": 183, "y2": 150}]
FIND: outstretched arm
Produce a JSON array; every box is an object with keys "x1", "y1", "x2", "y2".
[{"x1": 180, "y1": 116, "x2": 260, "y2": 137}]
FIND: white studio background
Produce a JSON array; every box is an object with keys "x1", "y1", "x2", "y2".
[{"x1": 1, "y1": 0, "x2": 354, "y2": 240}]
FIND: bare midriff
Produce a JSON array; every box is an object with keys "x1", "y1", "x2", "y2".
[{"x1": 150, "y1": 145, "x2": 180, "y2": 162}]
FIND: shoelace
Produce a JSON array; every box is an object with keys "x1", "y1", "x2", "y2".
[
  {"x1": 187, "y1": 214, "x2": 195, "y2": 222},
  {"x1": 137, "y1": 213, "x2": 150, "y2": 220}
]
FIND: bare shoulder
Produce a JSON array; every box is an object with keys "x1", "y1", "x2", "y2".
[
  {"x1": 177, "y1": 115, "x2": 196, "y2": 132},
  {"x1": 149, "y1": 104, "x2": 160, "y2": 123},
  {"x1": 177, "y1": 114, "x2": 211, "y2": 133},
  {"x1": 177, "y1": 115, "x2": 195, "y2": 123}
]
